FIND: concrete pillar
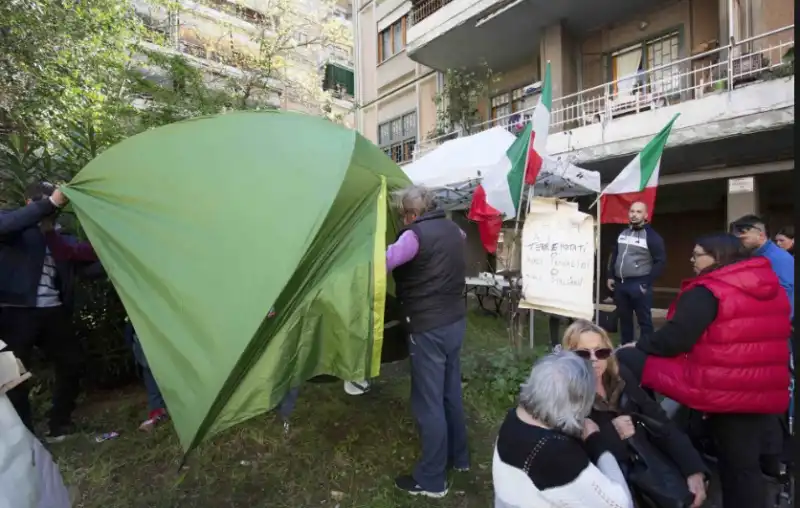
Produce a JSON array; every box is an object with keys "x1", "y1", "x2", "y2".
[
  {"x1": 539, "y1": 21, "x2": 578, "y2": 100},
  {"x1": 725, "y1": 175, "x2": 759, "y2": 226},
  {"x1": 719, "y1": 0, "x2": 730, "y2": 44},
  {"x1": 750, "y1": 0, "x2": 765, "y2": 36}
]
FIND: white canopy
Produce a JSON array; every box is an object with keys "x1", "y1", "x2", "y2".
[
  {"x1": 404, "y1": 127, "x2": 601, "y2": 210},
  {"x1": 404, "y1": 127, "x2": 515, "y2": 189}
]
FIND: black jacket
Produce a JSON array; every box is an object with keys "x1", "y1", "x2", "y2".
[
  {"x1": 590, "y1": 364, "x2": 707, "y2": 479},
  {"x1": 636, "y1": 286, "x2": 717, "y2": 357},
  {"x1": 0, "y1": 199, "x2": 96, "y2": 311},
  {"x1": 392, "y1": 210, "x2": 466, "y2": 333}
]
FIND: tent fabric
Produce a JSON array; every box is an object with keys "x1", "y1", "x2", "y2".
[
  {"x1": 406, "y1": 127, "x2": 601, "y2": 207},
  {"x1": 404, "y1": 127, "x2": 516, "y2": 189},
  {"x1": 63, "y1": 111, "x2": 409, "y2": 453}
]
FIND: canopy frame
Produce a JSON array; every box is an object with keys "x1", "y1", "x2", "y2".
[{"x1": 405, "y1": 141, "x2": 604, "y2": 350}]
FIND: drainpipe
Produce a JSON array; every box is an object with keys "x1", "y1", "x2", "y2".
[
  {"x1": 727, "y1": 0, "x2": 735, "y2": 90},
  {"x1": 727, "y1": 0, "x2": 735, "y2": 45},
  {"x1": 353, "y1": 2, "x2": 362, "y2": 133}
]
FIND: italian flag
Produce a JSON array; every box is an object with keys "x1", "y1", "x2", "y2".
[
  {"x1": 599, "y1": 114, "x2": 679, "y2": 224},
  {"x1": 467, "y1": 62, "x2": 552, "y2": 253}
]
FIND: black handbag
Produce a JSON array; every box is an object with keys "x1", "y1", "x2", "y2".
[
  {"x1": 597, "y1": 309, "x2": 618, "y2": 334},
  {"x1": 619, "y1": 397, "x2": 695, "y2": 508}
]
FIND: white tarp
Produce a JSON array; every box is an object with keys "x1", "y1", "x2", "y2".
[
  {"x1": 404, "y1": 127, "x2": 516, "y2": 189},
  {"x1": 518, "y1": 197, "x2": 595, "y2": 319},
  {"x1": 405, "y1": 127, "x2": 601, "y2": 208}
]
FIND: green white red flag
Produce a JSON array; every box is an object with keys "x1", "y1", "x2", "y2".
[
  {"x1": 467, "y1": 62, "x2": 552, "y2": 252},
  {"x1": 599, "y1": 114, "x2": 679, "y2": 224}
]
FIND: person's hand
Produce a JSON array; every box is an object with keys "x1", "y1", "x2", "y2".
[
  {"x1": 639, "y1": 283, "x2": 648, "y2": 295},
  {"x1": 611, "y1": 415, "x2": 636, "y2": 440},
  {"x1": 686, "y1": 473, "x2": 707, "y2": 508},
  {"x1": 50, "y1": 187, "x2": 69, "y2": 208},
  {"x1": 582, "y1": 418, "x2": 600, "y2": 440},
  {"x1": 606, "y1": 279, "x2": 615, "y2": 291}
]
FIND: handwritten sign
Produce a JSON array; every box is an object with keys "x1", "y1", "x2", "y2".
[{"x1": 519, "y1": 197, "x2": 595, "y2": 319}]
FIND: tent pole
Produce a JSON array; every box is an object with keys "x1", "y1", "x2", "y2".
[
  {"x1": 529, "y1": 308, "x2": 535, "y2": 349},
  {"x1": 595, "y1": 197, "x2": 602, "y2": 323},
  {"x1": 525, "y1": 185, "x2": 536, "y2": 349}
]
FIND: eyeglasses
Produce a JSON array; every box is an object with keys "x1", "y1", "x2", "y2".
[
  {"x1": 691, "y1": 251, "x2": 711, "y2": 261},
  {"x1": 573, "y1": 348, "x2": 612, "y2": 360}
]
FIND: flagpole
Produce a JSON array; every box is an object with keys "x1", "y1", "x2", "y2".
[
  {"x1": 589, "y1": 190, "x2": 603, "y2": 209},
  {"x1": 506, "y1": 123, "x2": 535, "y2": 275},
  {"x1": 511, "y1": 60, "x2": 550, "y2": 350},
  {"x1": 595, "y1": 196, "x2": 602, "y2": 323}
]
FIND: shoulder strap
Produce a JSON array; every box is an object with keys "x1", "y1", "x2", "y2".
[
  {"x1": 522, "y1": 434, "x2": 553, "y2": 475},
  {"x1": 618, "y1": 393, "x2": 667, "y2": 437}
]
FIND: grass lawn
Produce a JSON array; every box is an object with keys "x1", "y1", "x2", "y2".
[{"x1": 51, "y1": 309, "x2": 555, "y2": 508}]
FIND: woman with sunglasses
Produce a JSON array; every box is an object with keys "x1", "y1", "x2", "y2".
[
  {"x1": 616, "y1": 233, "x2": 791, "y2": 508},
  {"x1": 562, "y1": 320, "x2": 708, "y2": 507}
]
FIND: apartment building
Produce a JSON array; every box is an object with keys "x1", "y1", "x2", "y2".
[
  {"x1": 355, "y1": 0, "x2": 794, "y2": 291},
  {"x1": 133, "y1": 0, "x2": 356, "y2": 126}
]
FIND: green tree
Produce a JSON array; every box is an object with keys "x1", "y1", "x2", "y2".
[
  {"x1": 429, "y1": 64, "x2": 496, "y2": 140},
  {"x1": 191, "y1": 0, "x2": 353, "y2": 119},
  {"x1": 0, "y1": 0, "x2": 147, "y2": 145}
]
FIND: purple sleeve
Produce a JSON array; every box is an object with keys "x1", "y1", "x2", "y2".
[
  {"x1": 386, "y1": 230, "x2": 420, "y2": 272},
  {"x1": 45, "y1": 231, "x2": 98, "y2": 262}
]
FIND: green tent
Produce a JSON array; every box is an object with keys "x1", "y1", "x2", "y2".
[{"x1": 63, "y1": 111, "x2": 411, "y2": 453}]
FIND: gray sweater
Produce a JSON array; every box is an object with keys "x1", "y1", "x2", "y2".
[{"x1": 608, "y1": 224, "x2": 666, "y2": 283}]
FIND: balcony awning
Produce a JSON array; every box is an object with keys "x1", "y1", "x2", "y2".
[
  {"x1": 404, "y1": 127, "x2": 601, "y2": 209},
  {"x1": 324, "y1": 62, "x2": 355, "y2": 97}
]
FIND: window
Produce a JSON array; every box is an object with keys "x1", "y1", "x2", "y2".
[
  {"x1": 322, "y1": 63, "x2": 355, "y2": 98},
  {"x1": 378, "y1": 112, "x2": 416, "y2": 164},
  {"x1": 609, "y1": 32, "x2": 680, "y2": 96},
  {"x1": 378, "y1": 16, "x2": 408, "y2": 63},
  {"x1": 646, "y1": 33, "x2": 680, "y2": 95},
  {"x1": 490, "y1": 86, "x2": 525, "y2": 120},
  {"x1": 490, "y1": 85, "x2": 539, "y2": 128}
]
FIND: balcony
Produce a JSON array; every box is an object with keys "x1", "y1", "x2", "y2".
[
  {"x1": 406, "y1": 0, "x2": 672, "y2": 72},
  {"x1": 415, "y1": 26, "x2": 795, "y2": 167}
]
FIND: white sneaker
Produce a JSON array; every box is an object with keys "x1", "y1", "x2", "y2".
[{"x1": 343, "y1": 380, "x2": 370, "y2": 395}]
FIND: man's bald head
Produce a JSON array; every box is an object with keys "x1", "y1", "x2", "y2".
[{"x1": 628, "y1": 201, "x2": 649, "y2": 226}]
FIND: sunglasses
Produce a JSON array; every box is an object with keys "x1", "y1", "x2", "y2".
[{"x1": 573, "y1": 348, "x2": 613, "y2": 360}]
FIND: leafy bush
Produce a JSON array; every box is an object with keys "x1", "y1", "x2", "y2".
[{"x1": 461, "y1": 345, "x2": 542, "y2": 408}]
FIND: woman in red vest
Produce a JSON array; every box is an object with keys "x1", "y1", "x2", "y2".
[{"x1": 616, "y1": 233, "x2": 791, "y2": 508}]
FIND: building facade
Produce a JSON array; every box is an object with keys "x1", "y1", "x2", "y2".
[
  {"x1": 355, "y1": 0, "x2": 794, "y2": 292},
  {"x1": 133, "y1": 0, "x2": 356, "y2": 126}
]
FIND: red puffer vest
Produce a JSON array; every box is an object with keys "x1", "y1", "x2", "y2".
[{"x1": 641, "y1": 257, "x2": 791, "y2": 414}]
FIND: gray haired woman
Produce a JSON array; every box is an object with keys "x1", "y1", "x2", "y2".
[{"x1": 492, "y1": 351, "x2": 633, "y2": 508}]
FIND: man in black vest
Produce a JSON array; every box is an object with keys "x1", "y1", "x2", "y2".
[{"x1": 388, "y1": 185, "x2": 469, "y2": 498}]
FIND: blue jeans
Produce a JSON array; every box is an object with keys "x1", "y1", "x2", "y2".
[
  {"x1": 409, "y1": 318, "x2": 470, "y2": 492},
  {"x1": 277, "y1": 387, "x2": 301, "y2": 421},
  {"x1": 124, "y1": 322, "x2": 166, "y2": 412},
  {"x1": 614, "y1": 279, "x2": 653, "y2": 345}
]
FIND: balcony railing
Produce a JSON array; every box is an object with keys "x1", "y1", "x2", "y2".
[
  {"x1": 415, "y1": 25, "x2": 794, "y2": 158},
  {"x1": 411, "y1": 0, "x2": 454, "y2": 25}
]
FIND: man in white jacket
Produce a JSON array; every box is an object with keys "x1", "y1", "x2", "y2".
[{"x1": 0, "y1": 343, "x2": 72, "y2": 508}]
